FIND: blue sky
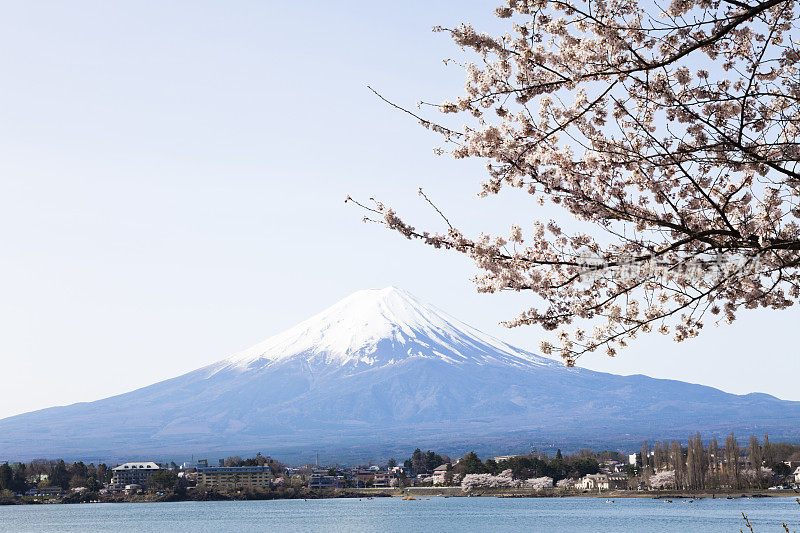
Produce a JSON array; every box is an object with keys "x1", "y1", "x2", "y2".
[{"x1": 1, "y1": 0, "x2": 797, "y2": 419}]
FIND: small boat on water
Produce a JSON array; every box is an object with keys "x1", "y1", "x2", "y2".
[
  {"x1": 664, "y1": 500, "x2": 673, "y2": 503},
  {"x1": 604, "y1": 500, "x2": 614, "y2": 503}
]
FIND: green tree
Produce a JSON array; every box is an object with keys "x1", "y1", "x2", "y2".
[
  {"x1": 0, "y1": 463, "x2": 12, "y2": 491},
  {"x1": 423, "y1": 451, "x2": 448, "y2": 473},
  {"x1": 96, "y1": 464, "x2": 111, "y2": 484},
  {"x1": 12, "y1": 463, "x2": 28, "y2": 493},
  {"x1": 148, "y1": 469, "x2": 179, "y2": 492},
  {"x1": 51, "y1": 460, "x2": 70, "y2": 490},
  {"x1": 410, "y1": 449, "x2": 424, "y2": 476},
  {"x1": 569, "y1": 458, "x2": 600, "y2": 478},
  {"x1": 455, "y1": 452, "x2": 485, "y2": 475},
  {"x1": 769, "y1": 462, "x2": 791, "y2": 477},
  {"x1": 70, "y1": 461, "x2": 88, "y2": 479},
  {"x1": 85, "y1": 476, "x2": 101, "y2": 492},
  {"x1": 69, "y1": 461, "x2": 89, "y2": 488},
  {"x1": 623, "y1": 464, "x2": 639, "y2": 478}
]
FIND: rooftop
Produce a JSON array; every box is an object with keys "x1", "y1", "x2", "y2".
[
  {"x1": 196, "y1": 466, "x2": 270, "y2": 473},
  {"x1": 113, "y1": 462, "x2": 161, "y2": 471}
]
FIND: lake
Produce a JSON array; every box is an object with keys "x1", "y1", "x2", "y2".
[{"x1": 1, "y1": 497, "x2": 799, "y2": 532}]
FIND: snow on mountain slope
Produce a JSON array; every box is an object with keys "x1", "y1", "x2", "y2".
[{"x1": 224, "y1": 286, "x2": 558, "y2": 371}]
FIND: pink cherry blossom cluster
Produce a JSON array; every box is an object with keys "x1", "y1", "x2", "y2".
[
  {"x1": 460, "y1": 469, "x2": 553, "y2": 490},
  {"x1": 648, "y1": 470, "x2": 676, "y2": 489},
  {"x1": 352, "y1": 0, "x2": 800, "y2": 365}
]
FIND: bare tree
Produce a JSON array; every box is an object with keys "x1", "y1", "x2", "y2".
[
  {"x1": 686, "y1": 438, "x2": 697, "y2": 490},
  {"x1": 709, "y1": 437, "x2": 721, "y2": 488},
  {"x1": 669, "y1": 440, "x2": 686, "y2": 489},
  {"x1": 686, "y1": 433, "x2": 707, "y2": 490},
  {"x1": 355, "y1": 0, "x2": 800, "y2": 365},
  {"x1": 748, "y1": 435, "x2": 763, "y2": 469},
  {"x1": 725, "y1": 433, "x2": 742, "y2": 489},
  {"x1": 762, "y1": 434, "x2": 774, "y2": 464},
  {"x1": 641, "y1": 441, "x2": 651, "y2": 472}
]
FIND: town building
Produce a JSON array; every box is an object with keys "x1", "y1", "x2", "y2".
[
  {"x1": 432, "y1": 464, "x2": 448, "y2": 485},
  {"x1": 111, "y1": 462, "x2": 163, "y2": 487},
  {"x1": 793, "y1": 466, "x2": 800, "y2": 485},
  {"x1": 576, "y1": 473, "x2": 628, "y2": 491},
  {"x1": 352, "y1": 469, "x2": 376, "y2": 487},
  {"x1": 124, "y1": 484, "x2": 142, "y2": 495},
  {"x1": 24, "y1": 486, "x2": 63, "y2": 496},
  {"x1": 600, "y1": 460, "x2": 625, "y2": 473},
  {"x1": 372, "y1": 472, "x2": 395, "y2": 488},
  {"x1": 308, "y1": 474, "x2": 345, "y2": 489},
  {"x1": 196, "y1": 465, "x2": 271, "y2": 488}
]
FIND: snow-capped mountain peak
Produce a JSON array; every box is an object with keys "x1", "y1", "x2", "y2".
[
  {"x1": 225, "y1": 286, "x2": 556, "y2": 370},
  {"x1": 4, "y1": 286, "x2": 800, "y2": 461}
]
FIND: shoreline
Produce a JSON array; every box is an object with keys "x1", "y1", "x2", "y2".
[
  {"x1": 3, "y1": 487, "x2": 798, "y2": 506},
  {"x1": 392, "y1": 487, "x2": 800, "y2": 499}
]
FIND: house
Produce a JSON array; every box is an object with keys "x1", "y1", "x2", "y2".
[
  {"x1": 308, "y1": 474, "x2": 344, "y2": 490},
  {"x1": 372, "y1": 472, "x2": 395, "y2": 488},
  {"x1": 793, "y1": 466, "x2": 800, "y2": 485},
  {"x1": 352, "y1": 469, "x2": 376, "y2": 487},
  {"x1": 432, "y1": 464, "x2": 449, "y2": 485},
  {"x1": 577, "y1": 473, "x2": 627, "y2": 491},
  {"x1": 124, "y1": 484, "x2": 142, "y2": 495},
  {"x1": 601, "y1": 460, "x2": 624, "y2": 473},
  {"x1": 111, "y1": 462, "x2": 162, "y2": 487},
  {"x1": 24, "y1": 486, "x2": 63, "y2": 497}
]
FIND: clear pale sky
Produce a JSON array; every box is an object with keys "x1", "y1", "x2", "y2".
[{"x1": 1, "y1": 1, "x2": 797, "y2": 420}]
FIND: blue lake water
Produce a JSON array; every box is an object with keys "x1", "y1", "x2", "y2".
[{"x1": 1, "y1": 497, "x2": 799, "y2": 532}]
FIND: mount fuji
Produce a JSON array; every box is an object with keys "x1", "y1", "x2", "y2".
[{"x1": 2, "y1": 286, "x2": 799, "y2": 462}]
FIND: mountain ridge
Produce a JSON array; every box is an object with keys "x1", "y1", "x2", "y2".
[{"x1": 1, "y1": 286, "x2": 798, "y2": 463}]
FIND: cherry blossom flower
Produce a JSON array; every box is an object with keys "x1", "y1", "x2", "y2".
[{"x1": 352, "y1": 0, "x2": 800, "y2": 365}]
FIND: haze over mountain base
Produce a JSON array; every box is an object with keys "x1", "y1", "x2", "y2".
[{"x1": 2, "y1": 287, "x2": 798, "y2": 463}]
